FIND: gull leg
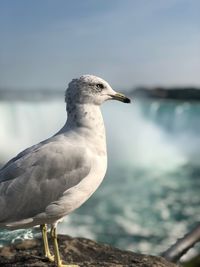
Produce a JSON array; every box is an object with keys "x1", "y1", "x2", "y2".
[
  {"x1": 50, "y1": 224, "x2": 79, "y2": 267},
  {"x1": 40, "y1": 224, "x2": 54, "y2": 262}
]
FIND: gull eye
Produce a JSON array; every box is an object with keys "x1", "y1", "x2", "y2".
[{"x1": 96, "y1": 83, "x2": 104, "y2": 91}]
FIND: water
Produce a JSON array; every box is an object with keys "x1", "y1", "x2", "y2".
[{"x1": 0, "y1": 96, "x2": 200, "y2": 256}]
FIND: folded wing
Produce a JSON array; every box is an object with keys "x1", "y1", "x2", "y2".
[{"x1": 0, "y1": 137, "x2": 91, "y2": 224}]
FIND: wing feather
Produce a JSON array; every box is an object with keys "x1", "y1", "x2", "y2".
[{"x1": 0, "y1": 136, "x2": 91, "y2": 223}]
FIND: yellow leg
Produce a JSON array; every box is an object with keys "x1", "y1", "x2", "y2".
[
  {"x1": 50, "y1": 224, "x2": 79, "y2": 267},
  {"x1": 40, "y1": 224, "x2": 54, "y2": 262}
]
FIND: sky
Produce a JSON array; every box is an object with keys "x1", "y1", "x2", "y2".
[{"x1": 0, "y1": 0, "x2": 200, "y2": 90}]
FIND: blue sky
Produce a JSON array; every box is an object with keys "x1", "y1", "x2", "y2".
[{"x1": 0, "y1": 0, "x2": 200, "y2": 90}]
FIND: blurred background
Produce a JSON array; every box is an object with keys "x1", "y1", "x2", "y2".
[{"x1": 0, "y1": 0, "x2": 200, "y2": 265}]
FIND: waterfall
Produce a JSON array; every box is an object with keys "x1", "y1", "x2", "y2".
[
  {"x1": 1, "y1": 98, "x2": 199, "y2": 167},
  {"x1": 0, "y1": 100, "x2": 66, "y2": 163},
  {"x1": 0, "y1": 95, "x2": 200, "y2": 254}
]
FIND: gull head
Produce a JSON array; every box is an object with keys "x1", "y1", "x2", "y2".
[{"x1": 65, "y1": 75, "x2": 131, "y2": 106}]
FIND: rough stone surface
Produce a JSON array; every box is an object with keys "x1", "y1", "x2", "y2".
[{"x1": 0, "y1": 235, "x2": 178, "y2": 267}]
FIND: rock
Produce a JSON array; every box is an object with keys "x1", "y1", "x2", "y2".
[
  {"x1": 183, "y1": 255, "x2": 200, "y2": 267},
  {"x1": 0, "y1": 235, "x2": 177, "y2": 267}
]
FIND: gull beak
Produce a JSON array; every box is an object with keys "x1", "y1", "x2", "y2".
[{"x1": 110, "y1": 93, "x2": 131, "y2": 103}]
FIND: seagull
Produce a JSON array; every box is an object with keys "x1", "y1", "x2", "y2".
[{"x1": 0, "y1": 75, "x2": 131, "y2": 267}]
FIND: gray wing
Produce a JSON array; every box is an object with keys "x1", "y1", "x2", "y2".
[
  {"x1": 0, "y1": 138, "x2": 53, "y2": 179},
  {"x1": 0, "y1": 136, "x2": 91, "y2": 223}
]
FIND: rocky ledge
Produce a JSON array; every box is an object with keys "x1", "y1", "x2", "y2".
[{"x1": 0, "y1": 235, "x2": 177, "y2": 267}]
